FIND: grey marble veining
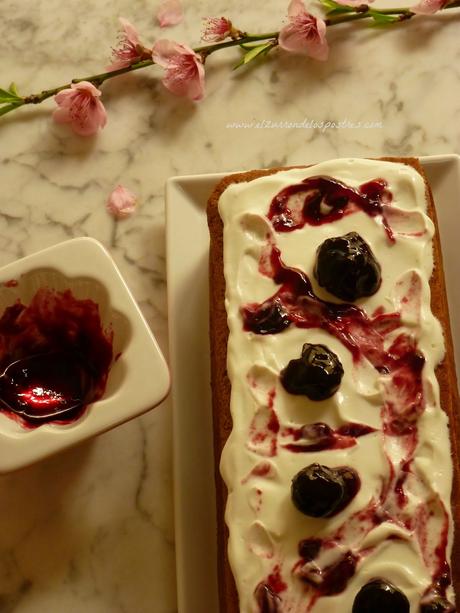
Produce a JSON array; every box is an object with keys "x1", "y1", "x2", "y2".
[{"x1": 0, "y1": 0, "x2": 460, "y2": 611}]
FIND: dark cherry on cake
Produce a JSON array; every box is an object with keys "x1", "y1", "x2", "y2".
[
  {"x1": 281, "y1": 343, "x2": 343, "y2": 401},
  {"x1": 291, "y1": 463, "x2": 360, "y2": 518},
  {"x1": 314, "y1": 232, "x2": 381, "y2": 302},
  {"x1": 352, "y1": 579, "x2": 410, "y2": 613}
]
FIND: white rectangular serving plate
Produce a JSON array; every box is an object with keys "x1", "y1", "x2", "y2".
[{"x1": 166, "y1": 154, "x2": 460, "y2": 613}]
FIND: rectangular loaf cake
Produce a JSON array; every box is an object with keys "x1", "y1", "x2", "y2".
[{"x1": 207, "y1": 158, "x2": 460, "y2": 613}]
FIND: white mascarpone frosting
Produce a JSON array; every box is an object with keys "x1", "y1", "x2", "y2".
[{"x1": 217, "y1": 159, "x2": 455, "y2": 612}]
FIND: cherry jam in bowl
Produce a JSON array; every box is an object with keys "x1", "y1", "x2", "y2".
[{"x1": 0, "y1": 237, "x2": 170, "y2": 473}]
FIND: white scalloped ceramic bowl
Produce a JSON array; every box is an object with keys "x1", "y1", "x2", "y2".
[{"x1": 0, "y1": 237, "x2": 170, "y2": 473}]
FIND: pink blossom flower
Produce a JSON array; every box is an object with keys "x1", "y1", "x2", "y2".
[
  {"x1": 279, "y1": 0, "x2": 329, "y2": 61},
  {"x1": 106, "y1": 185, "x2": 137, "y2": 219},
  {"x1": 108, "y1": 18, "x2": 146, "y2": 71},
  {"x1": 201, "y1": 17, "x2": 233, "y2": 42},
  {"x1": 53, "y1": 81, "x2": 107, "y2": 136},
  {"x1": 152, "y1": 40, "x2": 205, "y2": 101},
  {"x1": 156, "y1": 0, "x2": 184, "y2": 27},
  {"x1": 411, "y1": 0, "x2": 448, "y2": 14}
]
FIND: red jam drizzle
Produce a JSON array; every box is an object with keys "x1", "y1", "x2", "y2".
[
  {"x1": 242, "y1": 461, "x2": 273, "y2": 483},
  {"x1": 298, "y1": 538, "x2": 322, "y2": 562},
  {"x1": 254, "y1": 566, "x2": 287, "y2": 613},
  {"x1": 393, "y1": 459, "x2": 412, "y2": 508},
  {"x1": 281, "y1": 422, "x2": 376, "y2": 453},
  {"x1": 248, "y1": 389, "x2": 280, "y2": 457},
  {"x1": 3, "y1": 279, "x2": 18, "y2": 288},
  {"x1": 268, "y1": 176, "x2": 394, "y2": 241},
  {"x1": 246, "y1": 244, "x2": 452, "y2": 609},
  {"x1": 296, "y1": 550, "x2": 359, "y2": 597},
  {"x1": 287, "y1": 478, "x2": 451, "y2": 608},
  {"x1": 0, "y1": 288, "x2": 113, "y2": 427},
  {"x1": 243, "y1": 245, "x2": 424, "y2": 435},
  {"x1": 243, "y1": 244, "x2": 402, "y2": 365},
  {"x1": 267, "y1": 565, "x2": 288, "y2": 594}
]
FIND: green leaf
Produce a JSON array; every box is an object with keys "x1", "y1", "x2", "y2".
[
  {"x1": 319, "y1": 0, "x2": 355, "y2": 14},
  {"x1": 8, "y1": 82, "x2": 19, "y2": 96},
  {"x1": 368, "y1": 9, "x2": 401, "y2": 25},
  {"x1": 0, "y1": 102, "x2": 21, "y2": 116},
  {"x1": 239, "y1": 42, "x2": 265, "y2": 50},
  {"x1": 0, "y1": 87, "x2": 21, "y2": 103},
  {"x1": 234, "y1": 41, "x2": 275, "y2": 70}
]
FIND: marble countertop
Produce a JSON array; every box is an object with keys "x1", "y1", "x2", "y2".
[{"x1": 1, "y1": 1, "x2": 459, "y2": 611}]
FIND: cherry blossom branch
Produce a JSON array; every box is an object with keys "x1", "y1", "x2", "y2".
[
  {"x1": 1, "y1": 32, "x2": 283, "y2": 119},
  {"x1": 325, "y1": 0, "x2": 460, "y2": 25},
  {"x1": 195, "y1": 32, "x2": 279, "y2": 56},
  {"x1": 326, "y1": 8, "x2": 413, "y2": 25},
  {"x1": 23, "y1": 60, "x2": 154, "y2": 106},
  {"x1": 1, "y1": 0, "x2": 459, "y2": 132},
  {"x1": 14, "y1": 32, "x2": 282, "y2": 111}
]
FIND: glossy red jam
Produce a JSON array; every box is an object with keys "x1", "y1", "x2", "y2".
[
  {"x1": 268, "y1": 176, "x2": 393, "y2": 241},
  {"x1": 0, "y1": 288, "x2": 113, "y2": 427}
]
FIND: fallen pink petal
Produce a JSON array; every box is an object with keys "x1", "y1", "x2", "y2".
[
  {"x1": 156, "y1": 0, "x2": 184, "y2": 27},
  {"x1": 152, "y1": 39, "x2": 205, "y2": 101},
  {"x1": 107, "y1": 17, "x2": 144, "y2": 71},
  {"x1": 106, "y1": 185, "x2": 138, "y2": 219},
  {"x1": 279, "y1": 0, "x2": 329, "y2": 61},
  {"x1": 412, "y1": 0, "x2": 448, "y2": 14},
  {"x1": 201, "y1": 16, "x2": 233, "y2": 42},
  {"x1": 53, "y1": 81, "x2": 107, "y2": 136}
]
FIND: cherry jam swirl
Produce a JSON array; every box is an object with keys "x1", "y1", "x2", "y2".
[
  {"x1": 243, "y1": 245, "x2": 403, "y2": 368},
  {"x1": 281, "y1": 422, "x2": 376, "y2": 453},
  {"x1": 268, "y1": 176, "x2": 393, "y2": 241}
]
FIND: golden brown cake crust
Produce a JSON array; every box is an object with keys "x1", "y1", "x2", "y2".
[{"x1": 206, "y1": 158, "x2": 460, "y2": 613}]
